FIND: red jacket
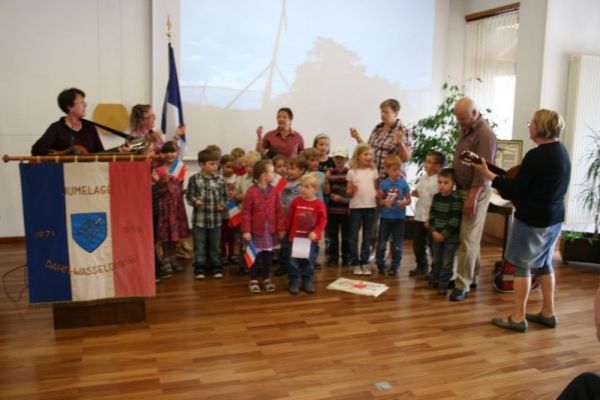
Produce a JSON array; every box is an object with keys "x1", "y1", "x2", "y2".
[{"x1": 241, "y1": 184, "x2": 285, "y2": 236}]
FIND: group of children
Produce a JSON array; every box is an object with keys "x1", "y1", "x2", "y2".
[{"x1": 152, "y1": 134, "x2": 465, "y2": 296}]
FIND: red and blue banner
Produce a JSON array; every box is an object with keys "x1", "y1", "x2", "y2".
[{"x1": 19, "y1": 162, "x2": 155, "y2": 303}]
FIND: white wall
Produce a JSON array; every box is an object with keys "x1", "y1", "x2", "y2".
[
  {"x1": 512, "y1": 0, "x2": 600, "y2": 153},
  {"x1": 0, "y1": 0, "x2": 152, "y2": 237}
]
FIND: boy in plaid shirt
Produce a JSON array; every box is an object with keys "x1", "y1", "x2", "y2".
[{"x1": 186, "y1": 149, "x2": 228, "y2": 279}]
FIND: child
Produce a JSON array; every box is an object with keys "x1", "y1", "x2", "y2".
[
  {"x1": 324, "y1": 146, "x2": 350, "y2": 266},
  {"x1": 275, "y1": 156, "x2": 308, "y2": 276},
  {"x1": 426, "y1": 168, "x2": 463, "y2": 294},
  {"x1": 241, "y1": 160, "x2": 286, "y2": 293},
  {"x1": 220, "y1": 154, "x2": 238, "y2": 264},
  {"x1": 302, "y1": 147, "x2": 325, "y2": 202},
  {"x1": 204, "y1": 144, "x2": 222, "y2": 160},
  {"x1": 302, "y1": 147, "x2": 326, "y2": 266},
  {"x1": 285, "y1": 173, "x2": 328, "y2": 294},
  {"x1": 313, "y1": 133, "x2": 335, "y2": 173},
  {"x1": 233, "y1": 151, "x2": 262, "y2": 274},
  {"x1": 231, "y1": 147, "x2": 246, "y2": 176},
  {"x1": 346, "y1": 143, "x2": 378, "y2": 276},
  {"x1": 409, "y1": 151, "x2": 445, "y2": 277},
  {"x1": 272, "y1": 155, "x2": 289, "y2": 178},
  {"x1": 376, "y1": 155, "x2": 411, "y2": 276},
  {"x1": 156, "y1": 141, "x2": 190, "y2": 273},
  {"x1": 186, "y1": 149, "x2": 228, "y2": 279}
]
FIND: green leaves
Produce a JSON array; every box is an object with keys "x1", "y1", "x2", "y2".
[{"x1": 410, "y1": 83, "x2": 463, "y2": 173}]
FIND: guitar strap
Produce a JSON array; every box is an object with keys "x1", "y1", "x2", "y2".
[{"x1": 82, "y1": 118, "x2": 131, "y2": 141}]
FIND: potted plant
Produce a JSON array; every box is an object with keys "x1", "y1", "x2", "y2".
[
  {"x1": 560, "y1": 128, "x2": 600, "y2": 264},
  {"x1": 410, "y1": 81, "x2": 497, "y2": 172}
]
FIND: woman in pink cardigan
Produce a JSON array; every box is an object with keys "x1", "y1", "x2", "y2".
[{"x1": 241, "y1": 160, "x2": 286, "y2": 293}]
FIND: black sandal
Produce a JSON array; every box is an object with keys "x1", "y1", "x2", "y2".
[{"x1": 491, "y1": 315, "x2": 528, "y2": 332}]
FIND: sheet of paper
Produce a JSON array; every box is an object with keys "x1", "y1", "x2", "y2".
[{"x1": 291, "y1": 237, "x2": 311, "y2": 259}]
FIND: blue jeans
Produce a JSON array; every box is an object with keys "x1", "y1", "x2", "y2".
[
  {"x1": 431, "y1": 240, "x2": 459, "y2": 288},
  {"x1": 348, "y1": 208, "x2": 375, "y2": 266},
  {"x1": 288, "y1": 241, "x2": 317, "y2": 289},
  {"x1": 376, "y1": 218, "x2": 405, "y2": 271},
  {"x1": 192, "y1": 226, "x2": 222, "y2": 275}
]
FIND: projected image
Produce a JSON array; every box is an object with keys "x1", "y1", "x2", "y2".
[{"x1": 181, "y1": 0, "x2": 434, "y2": 110}]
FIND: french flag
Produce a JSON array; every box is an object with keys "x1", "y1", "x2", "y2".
[
  {"x1": 226, "y1": 199, "x2": 242, "y2": 227},
  {"x1": 168, "y1": 157, "x2": 186, "y2": 183},
  {"x1": 161, "y1": 42, "x2": 186, "y2": 156},
  {"x1": 244, "y1": 241, "x2": 257, "y2": 269},
  {"x1": 19, "y1": 162, "x2": 155, "y2": 303},
  {"x1": 272, "y1": 174, "x2": 288, "y2": 193}
]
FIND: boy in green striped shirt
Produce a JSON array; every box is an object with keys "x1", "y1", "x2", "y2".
[{"x1": 425, "y1": 168, "x2": 463, "y2": 294}]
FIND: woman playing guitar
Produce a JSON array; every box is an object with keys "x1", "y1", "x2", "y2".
[{"x1": 31, "y1": 88, "x2": 105, "y2": 156}]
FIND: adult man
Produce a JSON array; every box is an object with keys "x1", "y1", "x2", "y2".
[{"x1": 448, "y1": 97, "x2": 496, "y2": 302}]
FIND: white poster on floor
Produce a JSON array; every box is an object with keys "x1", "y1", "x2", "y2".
[{"x1": 327, "y1": 278, "x2": 389, "y2": 297}]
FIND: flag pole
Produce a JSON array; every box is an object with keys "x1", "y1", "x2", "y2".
[{"x1": 166, "y1": 15, "x2": 172, "y2": 43}]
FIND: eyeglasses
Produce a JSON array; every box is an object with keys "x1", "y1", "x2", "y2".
[{"x1": 527, "y1": 120, "x2": 535, "y2": 127}]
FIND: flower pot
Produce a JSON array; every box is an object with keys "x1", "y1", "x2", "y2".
[{"x1": 560, "y1": 231, "x2": 600, "y2": 265}]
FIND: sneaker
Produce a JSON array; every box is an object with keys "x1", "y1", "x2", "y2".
[
  {"x1": 303, "y1": 284, "x2": 316, "y2": 294},
  {"x1": 249, "y1": 280, "x2": 260, "y2": 293},
  {"x1": 162, "y1": 264, "x2": 174, "y2": 274},
  {"x1": 288, "y1": 286, "x2": 299, "y2": 295},
  {"x1": 263, "y1": 279, "x2": 276, "y2": 293},
  {"x1": 408, "y1": 268, "x2": 427, "y2": 277},
  {"x1": 387, "y1": 269, "x2": 398, "y2": 276},
  {"x1": 194, "y1": 273, "x2": 205, "y2": 280},
  {"x1": 327, "y1": 258, "x2": 339, "y2": 267},
  {"x1": 352, "y1": 266, "x2": 364, "y2": 275},
  {"x1": 228, "y1": 256, "x2": 238, "y2": 264},
  {"x1": 173, "y1": 263, "x2": 184, "y2": 272},
  {"x1": 361, "y1": 265, "x2": 372, "y2": 276},
  {"x1": 158, "y1": 272, "x2": 172, "y2": 280},
  {"x1": 213, "y1": 272, "x2": 224, "y2": 279}
]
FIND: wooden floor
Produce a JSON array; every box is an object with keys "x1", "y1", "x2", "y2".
[{"x1": 0, "y1": 240, "x2": 598, "y2": 400}]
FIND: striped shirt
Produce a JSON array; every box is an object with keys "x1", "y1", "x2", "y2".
[
  {"x1": 186, "y1": 171, "x2": 228, "y2": 228},
  {"x1": 429, "y1": 191, "x2": 463, "y2": 244},
  {"x1": 327, "y1": 167, "x2": 350, "y2": 215}
]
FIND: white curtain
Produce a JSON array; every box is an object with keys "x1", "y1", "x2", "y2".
[{"x1": 464, "y1": 11, "x2": 519, "y2": 139}]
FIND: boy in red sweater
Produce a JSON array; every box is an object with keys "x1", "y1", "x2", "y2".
[{"x1": 285, "y1": 172, "x2": 327, "y2": 294}]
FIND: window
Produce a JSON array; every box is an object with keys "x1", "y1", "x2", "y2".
[{"x1": 463, "y1": 11, "x2": 519, "y2": 139}]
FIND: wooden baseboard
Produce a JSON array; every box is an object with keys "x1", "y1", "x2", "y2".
[{"x1": 0, "y1": 236, "x2": 25, "y2": 244}]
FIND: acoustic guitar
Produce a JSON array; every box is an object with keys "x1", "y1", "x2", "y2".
[{"x1": 459, "y1": 150, "x2": 521, "y2": 200}]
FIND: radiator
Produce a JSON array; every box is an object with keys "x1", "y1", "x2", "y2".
[{"x1": 563, "y1": 54, "x2": 600, "y2": 226}]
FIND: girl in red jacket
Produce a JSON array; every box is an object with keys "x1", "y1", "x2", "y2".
[{"x1": 241, "y1": 160, "x2": 286, "y2": 293}]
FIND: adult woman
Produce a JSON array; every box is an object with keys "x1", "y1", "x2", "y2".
[
  {"x1": 32, "y1": 88, "x2": 104, "y2": 155},
  {"x1": 129, "y1": 104, "x2": 185, "y2": 157},
  {"x1": 350, "y1": 98, "x2": 412, "y2": 179},
  {"x1": 256, "y1": 107, "x2": 304, "y2": 158},
  {"x1": 473, "y1": 109, "x2": 571, "y2": 332}
]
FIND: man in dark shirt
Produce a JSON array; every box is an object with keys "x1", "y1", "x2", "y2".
[
  {"x1": 31, "y1": 88, "x2": 104, "y2": 155},
  {"x1": 449, "y1": 97, "x2": 496, "y2": 302}
]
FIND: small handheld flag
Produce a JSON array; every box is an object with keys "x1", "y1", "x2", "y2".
[
  {"x1": 244, "y1": 241, "x2": 257, "y2": 269},
  {"x1": 226, "y1": 199, "x2": 242, "y2": 227},
  {"x1": 168, "y1": 158, "x2": 186, "y2": 183},
  {"x1": 272, "y1": 174, "x2": 288, "y2": 193}
]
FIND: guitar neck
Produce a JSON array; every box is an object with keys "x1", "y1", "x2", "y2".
[{"x1": 486, "y1": 162, "x2": 507, "y2": 176}]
